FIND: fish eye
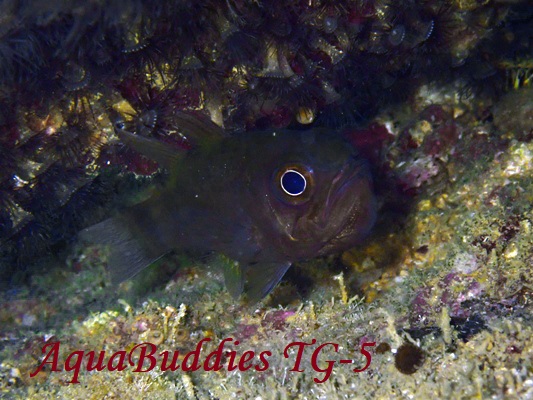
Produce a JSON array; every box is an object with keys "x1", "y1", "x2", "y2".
[
  {"x1": 114, "y1": 120, "x2": 126, "y2": 131},
  {"x1": 274, "y1": 164, "x2": 314, "y2": 204},
  {"x1": 280, "y1": 170, "x2": 306, "y2": 196}
]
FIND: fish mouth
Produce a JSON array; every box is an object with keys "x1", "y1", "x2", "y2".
[
  {"x1": 323, "y1": 158, "x2": 365, "y2": 220},
  {"x1": 319, "y1": 157, "x2": 367, "y2": 223},
  {"x1": 294, "y1": 157, "x2": 375, "y2": 246}
]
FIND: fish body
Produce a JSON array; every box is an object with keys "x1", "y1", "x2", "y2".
[{"x1": 82, "y1": 114, "x2": 376, "y2": 301}]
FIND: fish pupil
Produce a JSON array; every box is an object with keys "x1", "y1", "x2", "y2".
[
  {"x1": 114, "y1": 120, "x2": 126, "y2": 130},
  {"x1": 281, "y1": 170, "x2": 306, "y2": 196}
]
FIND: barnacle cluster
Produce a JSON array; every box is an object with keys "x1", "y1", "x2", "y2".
[{"x1": 0, "y1": 0, "x2": 530, "y2": 282}]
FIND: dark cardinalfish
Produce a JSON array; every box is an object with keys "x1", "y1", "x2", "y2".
[{"x1": 81, "y1": 112, "x2": 376, "y2": 302}]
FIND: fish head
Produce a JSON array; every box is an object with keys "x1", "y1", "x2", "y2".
[{"x1": 244, "y1": 130, "x2": 376, "y2": 260}]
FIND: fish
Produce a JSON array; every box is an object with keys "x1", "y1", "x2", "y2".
[{"x1": 80, "y1": 112, "x2": 377, "y2": 302}]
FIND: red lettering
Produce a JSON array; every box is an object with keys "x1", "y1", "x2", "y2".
[
  {"x1": 283, "y1": 339, "x2": 316, "y2": 372},
  {"x1": 254, "y1": 350, "x2": 271, "y2": 372},
  {"x1": 226, "y1": 340, "x2": 240, "y2": 371},
  {"x1": 160, "y1": 350, "x2": 181, "y2": 372},
  {"x1": 107, "y1": 350, "x2": 127, "y2": 372},
  {"x1": 30, "y1": 342, "x2": 61, "y2": 378},
  {"x1": 86, "y1": 351, "x2": 106, "y2": 372},
  {"x1": 129, "y1": 343, "x2": 157, "y2": 372},
  {"x1": 65, "y1": 350, "x2": 85, "y2": 384},
  {"x1": 311, "y1": 342, "x2": 338, "y2": 384},
  {"x1": 182, "y1": 338, "x2": 211, "y2": 372},
  {"x1": 353, "y1": 342, "x2": 375, "y2": 373},
  {"x1": 204, "y1": 337, "x2": 233, "y2": 372},
  {"x1": 237, "y1": 350, "x2": 255, "y2": 371}
]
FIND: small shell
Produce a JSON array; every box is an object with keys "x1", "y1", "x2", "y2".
[{"x1": 296, "y1": 107, "x2": 316, "y2": 124}]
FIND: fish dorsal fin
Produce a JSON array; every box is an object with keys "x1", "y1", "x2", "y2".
[
  {"x1": 115, "y1": 111, "x2": 227, "y2": 167},
  {"x1": 115, "y1": 126, "x2": 183, "y2": 169},
  {"x1": 173, "y1": 111, "x2": 229, "y2": 144}
]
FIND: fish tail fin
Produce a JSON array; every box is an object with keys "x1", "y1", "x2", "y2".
[{"x1": 79, "y1": 217, "x2": 165, "y2": 284}]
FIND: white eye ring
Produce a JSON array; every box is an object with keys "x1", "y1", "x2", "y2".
[{"x1": 280, "y1": 169, "x2": 307, "y2": 196}]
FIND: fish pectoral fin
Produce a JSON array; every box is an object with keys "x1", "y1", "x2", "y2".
[
  {"x1": 115, "y1": 127, "x2": 183, "y2": 169},
  {"x1": 243, "y1": 261, "x2": 292, "y2": 303},
  {"x1": 79, "y1": 218, "x2": 166, "y2": 285},
  {"x1": 223, "y1": 260, "x2": 245, "y2": 299}
]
